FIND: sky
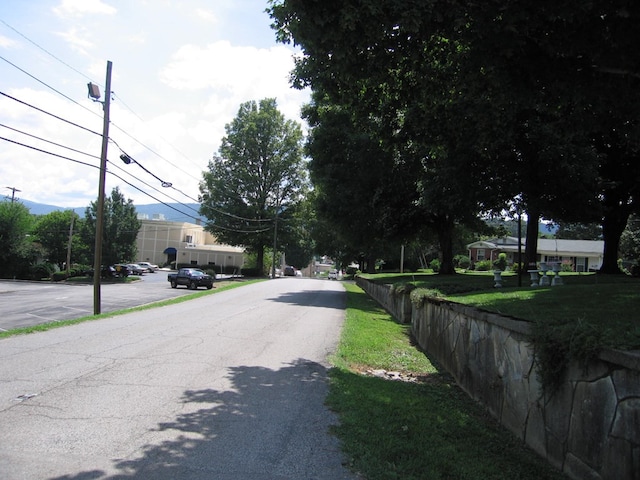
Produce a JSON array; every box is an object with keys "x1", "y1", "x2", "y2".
[{"x1": 0, "y1": 0, "x2": 310, "y2": 215}]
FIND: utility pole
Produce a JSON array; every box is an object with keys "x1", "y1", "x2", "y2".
[
  {"x1": 66, "y1": 213, "x2": 74, "y2": 277},
  {"x1": 6, "y1": 186, "x2": 20, "y2": 202},
  {"x1": 271, "y1": 206, "x2": 278, "y2": 279},
  {"x1": 92, "y1": 61, "x2": 112, "y2": 315}
]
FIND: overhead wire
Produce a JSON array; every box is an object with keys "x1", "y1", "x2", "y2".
[
  {"x1": 0, "y1": 22, "x2": 203, "y2": 202},
  {"x1": 0, "y1": 90, "x2": 102, "y2": 137},
  {"x1": 0, "y1": 135, "x2": 272, "y2": 233},
  {"x1": 0, "y1": 54, "x2": 102, "y2": 122},
  {"x1": 0, "y1": 21, "x2": 277, "y2": 232}
]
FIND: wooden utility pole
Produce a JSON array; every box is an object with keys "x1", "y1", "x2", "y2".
[
  {"x1": 66, "y1": 213, "x2": 74, "y2": 277},
  {"x1": 6, "y1": 186, "x2": 20, "y2": 202},
  {"x1": 93, "y1": 61, "x2": 112, "y2": 315}
]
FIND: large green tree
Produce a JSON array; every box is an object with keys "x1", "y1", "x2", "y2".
[
  {"x1": 270, "y1": 0, "x2": 640, "y2": 275},
  {"x1": 33, "y1": 210, "x2": 81, "y2": 269},
  {"x1": 270, "y1": 1, "x2": 514, "y2": 274},
  {"x1": 303, "y1": 97, "x2": 421, "y2": 272},
  {"x1": 80, "y1": 187, "x2": 141, "y2": 266},
  {"x1": 0, "y1": 200, "x2": 36, "y2": 278},
  {"x1": 199, "y1": 98, "x2": 307, "y2": 275}
]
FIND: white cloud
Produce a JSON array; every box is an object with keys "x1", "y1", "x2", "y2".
[
  {"x1": 195, "y1": 8, "x2": 218, "y2": 24},
  {"x1": 160, "y1": 41, "x2": 295, "y2": 92},
  {"x1": 55, "y1": 27, "x2": 94, "y2": 55},
  {"x1": 53, "y1": 0, "x2": 117, "y2": 18},
  {"x1": 0, "y1": 1, "x2": 310, "y2": 208},
  {"x1": 0, "y1": 34, "x2": 16, "y2": 48}
]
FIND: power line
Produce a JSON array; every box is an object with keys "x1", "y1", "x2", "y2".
[
  {"x1": 0, "y1": 54, "x2": 101, "y2": 121},
  {"x1": 0, "y1": 90, "x2": 102, "y2": 137},
  {"x1": 0, "y1": 24, "x2": 205, "y2": 192},
  {"x1": 0, "y1": 122, "x2": 99, "y2": 160},
  {"x1": 0, "y1": 135, "x2": 269, "y2": 233},
  {"x1": 0, "y1": 135, "x2": 99, "y2": 170},
  {"x1": 0, "y1": 19, "x2": 96, "y2": 85}
]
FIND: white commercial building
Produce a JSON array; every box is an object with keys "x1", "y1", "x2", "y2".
[{"x1": 135, "y1": 219, "x2": 245, "y2": 273}]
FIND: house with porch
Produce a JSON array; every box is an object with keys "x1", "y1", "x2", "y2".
[{"x1": 467, "y1": 236, "x2": 604, "y2": 272}]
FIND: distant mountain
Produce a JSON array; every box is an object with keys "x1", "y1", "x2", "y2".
[{"x1": 16, "y1": 199, "x2": 202, "y2": 224}]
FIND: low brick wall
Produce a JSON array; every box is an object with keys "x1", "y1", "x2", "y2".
[{"x1": 356, "y1": 277, "x2": 640, "y2": 480}]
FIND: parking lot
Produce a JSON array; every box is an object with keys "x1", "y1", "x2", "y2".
[{"x1": 0, "y1": 270, "x2": 209, "y2": 331}]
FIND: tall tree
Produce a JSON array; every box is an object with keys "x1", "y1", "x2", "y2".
[
  {"x1": 33, "y1": 210, "x2": 81, "y2": 269},
  {"x1": 80, "y1": 187, "x2": 141, "y2": 266},
  {"x1": 199, "y1": 98, "x2": 307, "y2": 275},
  {"x1": 270, "y1": 0, "x2": 640, "y2": 275},
  {"x1": 0, "y1": 200, "x2": 36, "y2": 278},
  {"x1": 303, "y1": 98, "x2": 421, "y2": 273},
  {"x1": 270, "y1": 0, "x2": 513, "y2": 274}
]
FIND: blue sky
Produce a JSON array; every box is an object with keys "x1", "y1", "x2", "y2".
[{"x1": 0, "y1": 0, "x2": 309, "y2": 209}]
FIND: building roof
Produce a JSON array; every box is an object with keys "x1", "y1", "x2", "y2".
[{"x1": 467, "y1": 237, "x2": 604, "y2": 256}]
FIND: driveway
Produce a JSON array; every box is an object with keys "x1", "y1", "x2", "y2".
[{"x1": 0, "y1": 277, "x2": 357, "y2": 479}]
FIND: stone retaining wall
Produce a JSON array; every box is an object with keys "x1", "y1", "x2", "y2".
[{"x1": 356, "y1": 277, "x2": 640, "y2": 480}]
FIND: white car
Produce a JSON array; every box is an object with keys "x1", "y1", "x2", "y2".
[
  {"x1": 137, "y1": 261, "x2": 159, "y2": 272},
  {"x1": 328, "y1": 270, "x2": 338, "y2": 280}
]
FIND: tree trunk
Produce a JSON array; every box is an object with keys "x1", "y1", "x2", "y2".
[
  {"x1": 525, "y1": 207, "x2": 540, "y2": 270},
  {"x1": 599, "y1": 192, "x2": 630, "y2": 274},
  {"x1": 256, "y1": 246, "x2": 265, "y2": 276},
  {"x1": 435, "y1": 215, "x2": 455, "y2": 275},
  {"x1": 366, "y1": 254, "x2": 376, "y2": 274}
]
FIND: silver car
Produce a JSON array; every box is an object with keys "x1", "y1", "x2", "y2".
[
  {"x1": 136, "y1": 261, "x2": 158, "y2": 272},
  {"x1": 126, "y1": 263, "x2": 146, "y2": 275}
]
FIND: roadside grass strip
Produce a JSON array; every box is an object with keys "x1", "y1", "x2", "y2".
[{"x1": 327, "y1": 282, "x2": 568, "y2": 480}]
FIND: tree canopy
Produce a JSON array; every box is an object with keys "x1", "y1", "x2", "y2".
[
  {"x1": 199, "y1": 98, "x2": 307, "y2": 274},
  {"x1": 0, "y1": 200, "x2": 36, "y2": 277},
  {"x1": 269, "y1": 0, "x2": 640, "y2": 274},
  {"x1": 80, "y1": 187, "x2": 141, "y2": 266},
  {"x1": 33, "y1": 210, "x2": 80, "y2": 270}
]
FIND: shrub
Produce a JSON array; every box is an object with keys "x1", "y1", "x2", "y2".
[
  {"x1": 454, "y1": 254, "x2": 471, "y2": 269},
  {"x1": 52, "y1": 271, "x2": 67, "y2": 281},
  {"x1": 344, "y1": 266, "x2": 360, "y2": 279},
  {"x1": 390, "y1": 282, "x2": 416, "y2": 296},
  {"x1": 560, "y1": 261, "x2": 573, "y2": 272},
  {"x1": 511, "y1": 262, "x2": 525, "y2": 274},
  {"x1": 30, "y1": 262, "x2": 56, "y2": 280},
  {"x1": 493, "y1": 253, "x2": 507, "y2": 271},
  {"x1": 475, "y1": 259, "x2": 492, "y2": 271},
  {"x1": 429, "y1": 258, "x2": 440, "y2": 273},
  {"x1": 241, "y1": 267, "x2": 263, "y2": 277}
]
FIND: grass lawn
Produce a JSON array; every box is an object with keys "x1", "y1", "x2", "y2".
[
  {"x1": 360, "y1": 271, "x2": 640, "y2": 391},
  {"x1": 327, "y1": 282, "x2": 568, "y2": 480}
]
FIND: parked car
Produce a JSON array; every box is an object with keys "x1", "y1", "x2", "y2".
[
  {"x1": 86, "y1": 265, "x2": 117, "y2": 278},
  {"x1": 137, "y1": 261, "x2": 158, "y2": 272},
  {"x1": 126, "y1": 263, "x2": 146, "y2": 275},
  {"x1": 112, "y1": 264, "x2": 131, "y2": 277},
  {"x1": 328, "y1": 269, "x2": 338, "y2": 280},
  {"x1": 167, "y1": 268, "x2": 215, "y2": 289}
]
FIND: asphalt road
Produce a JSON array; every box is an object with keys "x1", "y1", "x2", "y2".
[
  {"x1": 0, "y1": 270, "x2": 214, "y2": 331},
  {"x1": 0, "y1": 277, "x2": 357, "y2": 480}
]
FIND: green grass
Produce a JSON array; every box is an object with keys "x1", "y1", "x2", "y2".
[
  {"x1": 0, "y1": 278, "x2": 265, "y2": 339},
  {"x1": 362, "y1": 270, "x2": 640, "y2": 393},
  {"x1": 327, "y1": 282, "x2": 568, "y2": 480}
]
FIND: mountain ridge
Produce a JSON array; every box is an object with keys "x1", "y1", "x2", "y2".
[{"x1": 16, "y1": 198, "x2": 202, "y2": 224}]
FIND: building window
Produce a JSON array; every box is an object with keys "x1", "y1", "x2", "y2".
[
  {"x1": 185, "y1": 235, "x2": 193, "y2": 243},
  {"x1": 477, "y1": 248, "x2": 486, "y2": 261}
]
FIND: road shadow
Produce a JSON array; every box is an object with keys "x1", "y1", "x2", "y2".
[
  {"x1": 267, "y1": 289, "x2": 346, "y2": 311},
  {"x1": 48, "y1": 359, "x2": 354, "y2": 480}
]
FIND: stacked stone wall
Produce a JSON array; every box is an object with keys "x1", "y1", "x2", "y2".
[{"x1": 355, "y1": 277, "x2": 640, "y2": 480}]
